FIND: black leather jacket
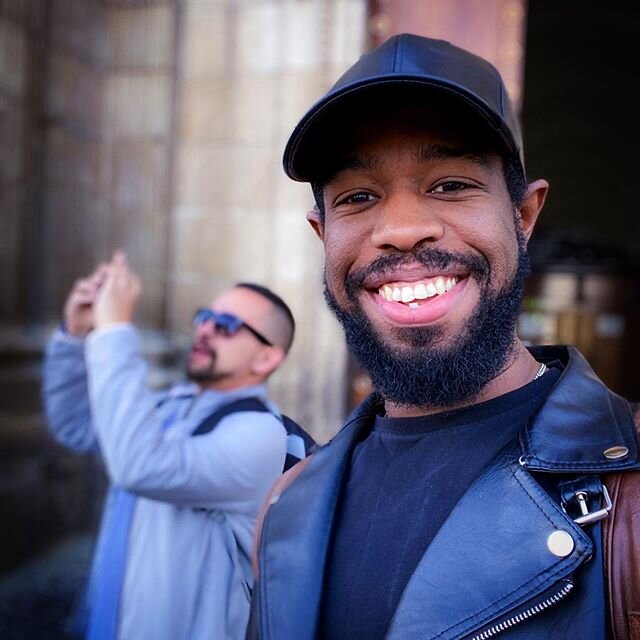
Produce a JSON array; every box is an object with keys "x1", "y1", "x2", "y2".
[{"x1": 250, "y1": 346, "x2": 640, "y2": 639}]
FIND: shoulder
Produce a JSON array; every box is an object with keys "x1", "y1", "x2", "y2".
[
  {"x1": 216, "y1": 409, "x2": 287, "y2": 444},
  {"x1": 219, "y1": 409, "x2": 285, "y2": 431}
]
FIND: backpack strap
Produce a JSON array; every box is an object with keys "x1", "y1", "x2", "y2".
[
  {"x1": 191, "y1": 396, "x2": 316, "y2": 472},
  {"x1": 191, "y1": 397, "x2": 269, "y2": 436},
  {"x1": 603, "y1": 408, "x2": 640, "y2": 640}
]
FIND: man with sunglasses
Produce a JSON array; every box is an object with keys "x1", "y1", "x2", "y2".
[{"x1": 42, "y1": 250, "x2": 296, "y2": 640}]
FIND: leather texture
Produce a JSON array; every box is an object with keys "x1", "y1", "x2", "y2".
[
  {"x1": 251, "y1": 454, "x2": 314, "y2": 579},
  {"x1": 250, "y1": 346, "x2": 640, "y2": 640},
  {"x1": 283, "y1": 33, "x2": 524, "y2": 182},
  {"x1": 603, "y1": 411, "x2": 640, "y2": 640}
]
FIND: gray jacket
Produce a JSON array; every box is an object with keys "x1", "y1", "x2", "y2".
[{"x1": 43, "y1": 324, "x2": 287, "y2": 640}]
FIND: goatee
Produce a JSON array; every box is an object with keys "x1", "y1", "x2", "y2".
[
  {"x1": 186, "y1": 341, "x2": 217, "y2": 383},
  {"x1": 324, "y1": 235, "x2": 530, "y2": 409}
]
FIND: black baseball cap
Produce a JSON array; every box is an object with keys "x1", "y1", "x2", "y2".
[{"x1": 283, "y1": 33, "x2": 524, "y2": 183}]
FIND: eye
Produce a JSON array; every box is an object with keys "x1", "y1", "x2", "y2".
[
  {"x1": 335, "y1": 191, "x2": 376, "y2": 206},
  {"x1": 431, "y1": 180, "x2": 471, "y2": 194}
]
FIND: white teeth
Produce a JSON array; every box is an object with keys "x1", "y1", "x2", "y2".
[
  {"x1": 414, "y1": 283, "x2": 428, "y2": 299},
  {"x1": 401, "y1": 286, "x2": 414, "y2": 303},
  {"x1": 409, "y1": 302, "x2": 419, "y2": 308},
  {"x1": 379, "y1": 276, "x2": 459, "y2": 304}
]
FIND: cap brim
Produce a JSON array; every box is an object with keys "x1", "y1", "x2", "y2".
[{"x1": 283, "y1": 76, "x2": 522, "y2": 183}]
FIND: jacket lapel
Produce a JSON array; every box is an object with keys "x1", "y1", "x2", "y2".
[
  {"x1": 524, "y1": 346, "x2": 639, "y2": 471},
  {"x1": 258, "y1": 400, "x2": 378, "y2": 640},
  {"x1": 387, "y1": 452, "x2": 593, "y2": 640}
]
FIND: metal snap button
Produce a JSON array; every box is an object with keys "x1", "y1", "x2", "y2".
[
  {"x1": 547, "y1": 530, "x2": 574, "y2": 557},
  {"x1": 603, "y1": 446, "x2": 629, "y2": 460}
]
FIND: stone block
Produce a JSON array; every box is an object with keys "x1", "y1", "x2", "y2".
[
  {"x1": 236, "y1": 2, "x2": 280, "y2": 73},
  {"x1": 181, "y1": 3, "x2": 228, "y2": 78},
  {"x1": 47, "y1": 51, "x2": 102, "y2": 134},
  {"x1": 0, "y1": 186, "x2": 22, "y2": 320},
  {"x1": 328, "y1": 0, "x2": 367, "y2": 67},
  {"x1": 107, "y1": 5, "x2": 173, "y2": 69},
  {"x1": 1, "y1": 0, "x2": 32, "y2": 24},
  {"x1": 104, "y1": 73, "x2": 172, "y2": 139},
  {"x1": 272, "y1": 208, "x2": 322, "y2": 283},
  {"x1": 231, "y1": 74, "x2": 278, "y2": 144},
  {"x1": 175, "y1": 143, "x2": 232, "y2": 209},
  {"x1": 51, "y1": 0, "x2": 108, "y2": 64},
  {"x1": 227, "y1": 144, "x2": 280, "y2": 211},
  {"x1": 179, "y1": 76, "x2": 233, "y2": 142},
  {"x1": 280, "y1": 0, "x2": 323, "y2": 70},
  {"x1": 110, "y1": 140, "x2": 168, "y2": 212},
  {"x1": 227, "y1": 209, "x2": 272, "y2": 281},
  {"x1": 170, "y1": 210, "x2": 237, "y2": 277},
  {"x1": 42, "y1": 185, "x2": 105, "y2": 315},
  {"x1": 0, "y1": 105, "x2": 24, "y2": 182},
  {"x1": 274, "y1": 69, "x2": 328, "y2": 137},
  {"x1": 0, "y1": 18, "x2": 26, "y2": 100},
  {"x1": 45, "y1": 127, "x2": 100, "y2": 193},
  {"x1": 273, "y1": 168, "x2": 315, "y2": 214}
]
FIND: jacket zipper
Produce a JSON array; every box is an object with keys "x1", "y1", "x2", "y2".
[{"x1": 467, "y1": 579, "x2": 574, "y2": 640}]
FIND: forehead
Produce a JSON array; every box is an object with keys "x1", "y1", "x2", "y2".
[
  {"x1": 211, "y1": 288, "x2": 271, "y2": 323},
  {"x1": 317, "y1": 99, "x2": 502, "y2": 183}
]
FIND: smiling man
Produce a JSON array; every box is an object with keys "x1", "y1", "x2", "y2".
[
  {"x1": 42, "y1": 251, "x2": 302, "y2": 640},
  {"x1": 249, "y1": 34, "x2": 640, "y2": 640}
]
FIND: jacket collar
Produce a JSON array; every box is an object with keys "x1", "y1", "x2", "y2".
[{"x1": 522, "y1": 345, "x2": 639, "y2": 472}]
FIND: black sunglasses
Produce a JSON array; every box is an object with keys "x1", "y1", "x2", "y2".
[{"x1": 192, "y1": 308, "x2": 273, "y2": 346}]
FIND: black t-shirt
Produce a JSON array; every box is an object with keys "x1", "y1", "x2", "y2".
[{"x1": 318, "y1": 366, "x2": 562, "y2": 640}]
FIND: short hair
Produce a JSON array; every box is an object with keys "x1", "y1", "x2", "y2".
[{"x1": 235, "y1": 282, "x2": 295, "y2": 351}]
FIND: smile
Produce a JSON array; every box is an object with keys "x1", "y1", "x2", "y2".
[{"x1": 377, "y1": 276, "x2": 459, "y2": 307}]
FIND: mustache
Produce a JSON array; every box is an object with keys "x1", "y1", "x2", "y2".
[
  {"x1": 191, "y1": 339, "x2": 216, "y2": 357},
  {"x1": 344, "y1": 247, "x2": 489, "y2": 294}
]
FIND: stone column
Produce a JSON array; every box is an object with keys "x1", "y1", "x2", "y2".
[{"x1": 172, "y1": 0, "x2": 368, "y2": 441}]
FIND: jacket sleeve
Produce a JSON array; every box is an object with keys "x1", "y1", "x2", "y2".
[
  {"x1": 86, "y1": 325, "x2": 287, "y2": 511},
  {"x1": 42, "y1": 330, "x2": 100, "y2": 454}
]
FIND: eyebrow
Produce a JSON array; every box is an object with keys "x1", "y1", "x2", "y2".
[
  {"x1": 414, "y1": 143, "x2": 490, "y2": 167},
  {"x1": 327, "y1": 143, "x2": 490, "y2": 182},
  {"x1": 331, "y1": 154, "x2": 384, "y2": 177}
]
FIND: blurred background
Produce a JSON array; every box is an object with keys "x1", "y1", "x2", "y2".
[{"x1": 1, "y1": 0, "x2": 639, "y2": 636}]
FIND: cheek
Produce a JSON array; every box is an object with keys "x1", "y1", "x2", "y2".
[
  {"x1": 322, "y1": 230, "x2": 357, "y2": 282},
  {"x1": 322, "y1": 219, "x2": 373, "y2": 277}
]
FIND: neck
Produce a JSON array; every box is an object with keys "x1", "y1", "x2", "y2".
[
  {"x1": 198, "y1": 377, "x2": 265, "y2": 393},
  {"x1": 384, "y1": 341, "x2": 541, "y2": 419}
]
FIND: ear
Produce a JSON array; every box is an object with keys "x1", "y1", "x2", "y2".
[
  {"x1": 518, "y1": 179, "x2": 549, "y2": 240},
  {"x1": 306, "y1": 207, "x2": 324, "y2": 241},
  {"x1": 251, "y1": 345, "x2": 286, "y2": 378}
]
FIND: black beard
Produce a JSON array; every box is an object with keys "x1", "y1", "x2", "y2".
[{"x1": 324, "y1": 236, "x2": 531, "y2": 409}]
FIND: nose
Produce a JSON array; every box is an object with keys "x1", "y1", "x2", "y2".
[
  {"x1": 370, "y1": 189, "x2": 445, "y2": 251},
  {"x1": 194, "y1": 319, "x2": 215, "y2": 339}
]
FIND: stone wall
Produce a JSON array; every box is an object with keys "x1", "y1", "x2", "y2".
[
  {"x1": 0, "y1": 0, "x2": 368, "y2": 584},
  {"x1": 171, "y1": 0, "x2": 368, "y2": 440}
]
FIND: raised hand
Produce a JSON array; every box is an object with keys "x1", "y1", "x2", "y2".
[
  {"x1": 63, "y1": 264, "x2": 108, "y2": 337},
  {"x1": 94, "y1": 250, "x2": 142, "y2": 330}
]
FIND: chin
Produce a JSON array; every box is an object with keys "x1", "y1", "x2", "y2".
[{"x1": 186, "y1": 366, "x2": 214, "y2": 383}]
